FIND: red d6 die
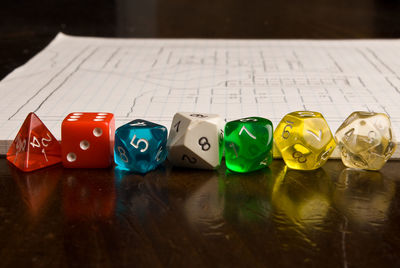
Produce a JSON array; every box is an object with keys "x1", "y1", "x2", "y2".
[{"x1": 61, "y1": 112, "x2": 115, "y2": 168}]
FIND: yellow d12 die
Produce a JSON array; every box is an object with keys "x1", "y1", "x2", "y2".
[
  {"x1": 334, "y1": 111, "x2": 396, "y2": 170},
  {"x1": 274, "y1": 111, "x2": 336, "y2": 170}
]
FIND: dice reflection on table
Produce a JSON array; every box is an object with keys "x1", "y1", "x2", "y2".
[
  {"x1": 333, "y1": 168, "x2": 396, "y2": 225},
  {"x1": 271, "y1": 167, "x2": 333, "y2": 226},
  {"x1": 8, "y1": 163, "x2": 61, "y2": 218},
  {"x1": 63, "y1": 170, "x2": 116, "y2": 221}
]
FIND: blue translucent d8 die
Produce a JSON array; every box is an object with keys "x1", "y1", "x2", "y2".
[{"x1": 114, "y1": 119, "x2": 168, "y2": 173}]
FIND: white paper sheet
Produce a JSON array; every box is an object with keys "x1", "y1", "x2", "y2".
[{"x1": 2, "y1": 33, "x2": 400, "y2": 158}]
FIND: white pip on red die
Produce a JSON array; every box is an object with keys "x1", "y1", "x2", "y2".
[
  {"x1": 61, "y1": 112, "x2": 115, "y2": 168},
  {"x1": 167, "y1": 112, "x2": 224, "y2": 169}
]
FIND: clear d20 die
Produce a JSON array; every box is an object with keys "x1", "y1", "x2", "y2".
[
  {"x1": 224, "y1": 117, "x2": 273, "y2": 173},
  {"x1": 167, "y1": 112, "x2": 224, "y2": 169},
  {"x1": 114, "y1": 119, "x2": 168, "y2": 173},
  {"x1": 334, "y1": 111, "x2": 396, "y2": 170},
  {"x1": 7, "y1": 112, "x2": 62, "y2": 172}
]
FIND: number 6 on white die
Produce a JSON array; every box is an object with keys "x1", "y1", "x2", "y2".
[{"x1": 130, "y1": 135, "x2": 149, "y2": 152}]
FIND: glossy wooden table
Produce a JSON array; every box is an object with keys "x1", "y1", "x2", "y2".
[
  {"x1": 2, "y1": 0, "x2": 400, "y2": 266},
  {"x1": 1, "y1": 157, "x2": 400, "y2": 267}
]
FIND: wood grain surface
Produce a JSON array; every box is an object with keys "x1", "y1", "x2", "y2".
[{"x1": 1, "y1": 157, "x2": 400, "y2": 267}]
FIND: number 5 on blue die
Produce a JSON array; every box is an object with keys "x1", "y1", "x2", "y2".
[{"x1": 114, "y1": 119, "x2": 168, "y2": 173}]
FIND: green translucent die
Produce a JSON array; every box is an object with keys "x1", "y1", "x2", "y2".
[{"x1": 224, "y1": 117, "x2": 273, "y2": 173}]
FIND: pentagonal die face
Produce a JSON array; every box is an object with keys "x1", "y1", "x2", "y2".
[
  {"x1": 274, "y1": 111, "x2": 336, "y2": 170},
  {"x1": 167, "y1": 112, "x2": 224, "y2": 169},
  {"x1": 114, "y1": 119, "x2": 167, "y2": 173},
  {"x1": 224, "y1": 117, "x2": 273, "y2": 173},
  {"x1": 335, "y1": 111, "x2": 396, "y2": 170}
]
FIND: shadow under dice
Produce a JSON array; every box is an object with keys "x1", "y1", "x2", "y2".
[
  {"x1": 274, "y1": 111, "x2": 336, "y2": 170},
  {"x1": 224, "y1": 117, "x2": 273, "y2": 173},
  {"x1": 334, "y1": 111, "x2": 396, "y2": 170},
  {"x1": 114, "y1": 119, "x2": 167, "y2": 173}
]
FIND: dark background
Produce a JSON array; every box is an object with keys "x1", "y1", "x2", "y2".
[{"x1": 2, "y1": 0, "x2": 400, "y2": 79}]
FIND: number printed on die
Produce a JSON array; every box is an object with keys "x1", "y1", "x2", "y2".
[
  {"x1": 41, "y1": 133, "x2": 52, "y2": 147},
  {"x1": 174, "y1": 121, "x2": 181, "y2": 132},
  {"x1": 229, "y1": 143, "x2": 239, "y2": 158},
  {"x1": 190, "y1": 113, "x2": 207, "y2": 118},
  {"x1": 368, "y1": 131, "x2": 376, "y2": 143},
  {"x1": 117, "y1": 146, "x2": 129, "y2": 163},
  {"x1": 14, "y1": 135, "x2": 27, "y2": 163},
  {"x1": 30, "y1": 133, "x2": 53, "y2": 161},
  {"x1": 293, "y1": 151, "x2": 307, "y2": 163},
  {"x1": 155, "y1": 146, "x2": 163, "y2": 161},
  {"x1": 240, "y1": 118, "x2": 258, "y2": 122},
  {"x1": 16, "y1": 135, "x2": 27, "y2": 153},
  {"x1": 306, "y1": 129, "x2": 322, "y2": 142},
  {"x1": 344, "y1": 128, "x2": 355, "y2": 140},
  {"x1": 198, "y1": 137, "x2": 210, "y2": 151},
  {"x1": 239, "y1": 126, "x2": 256, "y2": 139},
  {"x1": 320, "y1": 146, "x2": 333, "y2": 161},
  {"x1": 182, "y1": 154, "x2": 197, "y2": 164},
  {"x1": 219, "y1": 129, "x2": 224, "y2": 141},
  {"x1": 282, "y1": 120, "x2": 294, "y2": 139},
  {"x1": 130, "y1": 135, "x2": 149, "y2": 152},
  {"x1": 130, "y1": 122, "x2": 147, "y2": 127},
  {"x1": 297, "y1": 111, "x2": 316, "y2": 117}
]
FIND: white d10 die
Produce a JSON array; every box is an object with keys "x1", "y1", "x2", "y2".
[{"x1": 167, "y1": 112, "x2": 224, "y2": 169}]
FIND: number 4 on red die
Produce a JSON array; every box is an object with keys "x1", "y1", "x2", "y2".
[{"x1": 7, "y1": 112, "x2": 62, "y2": 172}]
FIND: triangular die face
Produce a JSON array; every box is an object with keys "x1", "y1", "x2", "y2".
[
  {"x1": 167, "y1": 113, "x2": 191, "y2": 147},
  {"x1": 7, "y1": 113, "x2": 61, "y2": 172},
  {"x1": 168, "y1": 134, "x2": 185, "y2": 148},
  {"x1": 183, "y1": 121, "x2": 220, "y2": 168},
  {"x1": 7, "y1": 117, "x2": 30, "y2": 168},
  {"x1": 178, "y1": 112, "x2": 220, "y2": 121},
  {"x1": 168, "y1": 145, "x2": 213, "y2": 169}
]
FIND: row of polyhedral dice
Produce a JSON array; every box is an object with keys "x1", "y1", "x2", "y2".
[{"x1": 6, "y1": 110, "x2": 396, "y2": 173}]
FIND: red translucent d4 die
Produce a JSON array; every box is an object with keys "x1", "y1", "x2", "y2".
[{"x1": 6, "y1": 113, "x2": 62, "y2": 172}]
